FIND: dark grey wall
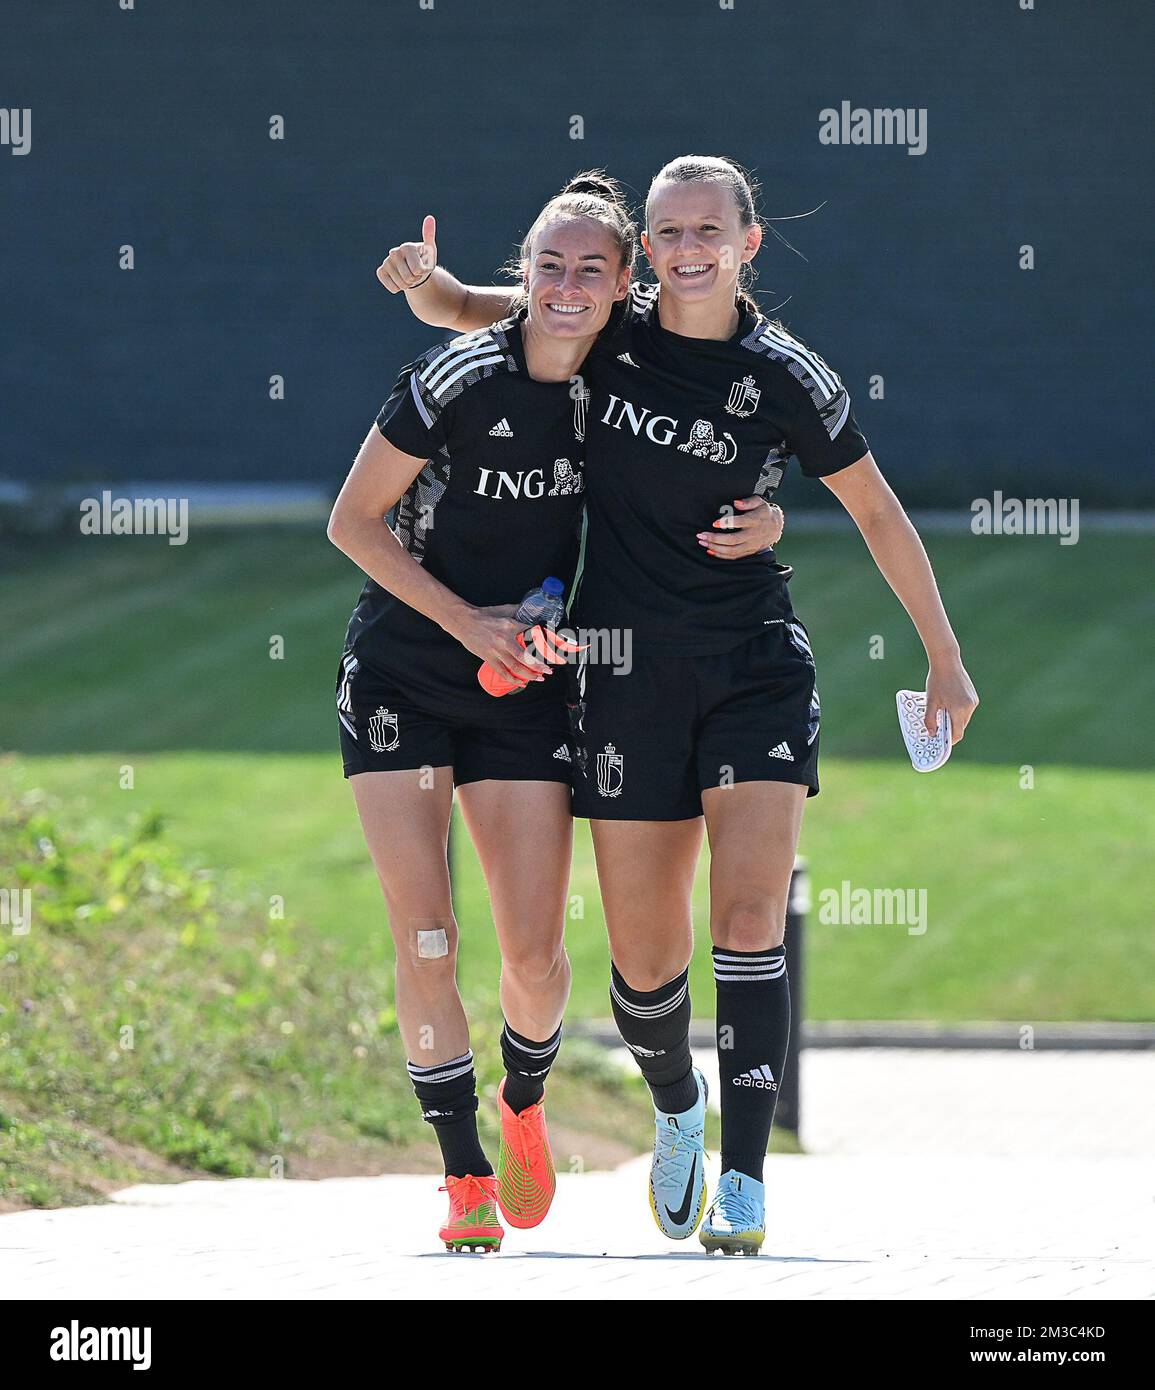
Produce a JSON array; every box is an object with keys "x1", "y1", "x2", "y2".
[{"x1": 2, "y1": 0, "x2": 1150, "y2": 505}]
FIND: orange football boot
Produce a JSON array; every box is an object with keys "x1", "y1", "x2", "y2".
[
  {"x1": 495, "y1": 1079, "x2": 557, "y2": 1229},
  {"x1": 439, "y1": 1174, "x2": 504, "y2": 1253}
]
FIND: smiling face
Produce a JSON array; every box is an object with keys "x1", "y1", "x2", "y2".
[
  {"x1": 524, "y1": 215, "x2": 630, "y2": 338},
  {"x1": 643, "y1": 179, "x2": 762, "y2": 306}
]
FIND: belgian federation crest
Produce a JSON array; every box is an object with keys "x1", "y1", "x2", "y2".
[
  {"x1": 596, "y1": 742, "x2": 624, "y2": 798},
  {"x1": 572, "y1": 383, "x2": 590, "y2": 441},
  {"x1": 725, "y1": 374, "x2": 761, "y2": 418},
  {"x1": 368, "y1": 706, "x2": 400, "y2": 753}
]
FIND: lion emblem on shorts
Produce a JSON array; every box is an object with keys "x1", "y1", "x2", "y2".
[
  {"x1": 548, "y1": 458, "x2": 584, "y2": 496},
  {"x1": 677, "y1": 419, "x2": 738, "y2": 464}
]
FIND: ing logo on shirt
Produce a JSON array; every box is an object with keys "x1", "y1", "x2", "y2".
[
  {"x1": 600, "y1": 394, "x2": 737, "y2": 465},
  {"x1": 473, "y1": 459, "x2": 584, "y2": 500}
]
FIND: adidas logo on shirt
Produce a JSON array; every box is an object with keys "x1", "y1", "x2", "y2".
[
  {"x1": 552, "y1": 744, "x2": 572, "y2": 762},
  {"x1": 488, "y1": 417, "x2": 514, "y2": 437},
  {"x1": 733, "y1": 1064, "x2": 778, "y2": 1090},
  {"x1": 768, "y1": 742, "x2": 794, "y2": 761},
  {"x1": 617, "y1": 352, "x2": 638, "y2": 367}
]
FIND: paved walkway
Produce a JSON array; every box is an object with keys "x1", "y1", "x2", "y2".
[
  {"x1": 2, "y1": 1052, "x2": 1152, "y2": 1300},
  {"x1": 697, "y1": 1048, "x2": 1155, "y2": 1158}
]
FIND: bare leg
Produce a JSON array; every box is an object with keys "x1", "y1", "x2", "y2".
[
  {"x1": 351, "y1": 767, "x2": 464, "y2": 1065},
  {"x1": 591, "y1": 816, "x2": 704, "y2": 1114},
  {"x1": 702, "y1": 781, "x2": 806, "y2": 951},
  {"x1": 456, "y1": 778, "x2": 573, "y2": 1041},
  {"x1": 590, "y1": 817, "x2": 703, "y2": 988}
]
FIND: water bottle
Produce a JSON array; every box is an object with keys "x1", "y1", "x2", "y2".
[{"x1": 478, "y1": 577, "x2": 566, "y2": 697}]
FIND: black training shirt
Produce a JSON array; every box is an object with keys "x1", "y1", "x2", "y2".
[
  {"x1": 344, "y1": 314, "x2": 587, "y2": 720},
  {"x1": 574, "y1": 284, "x2": 869, "y2": 655}
]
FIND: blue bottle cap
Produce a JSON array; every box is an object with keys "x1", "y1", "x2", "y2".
[{"x1": 542, "y1": 576, "x2": 565, "y2": 597}]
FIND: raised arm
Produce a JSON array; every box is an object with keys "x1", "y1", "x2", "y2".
[
  {"x1": 376, "y1": 214, "x2": 517, "y2": 332},
  {"x1": 327, "y1": 427, "x2": 550, "y2": 687},
  {"x1": 822, "y1": 453, "x2": 979, "y2": 741}
]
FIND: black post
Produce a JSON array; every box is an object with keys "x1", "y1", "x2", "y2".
[{"x1": 777, "y1": 856, "x2": 808, "y2": 1138}]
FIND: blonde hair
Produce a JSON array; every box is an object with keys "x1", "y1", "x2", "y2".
[{"x1": 647, "y1": 154, "x2": 762, "y2": 311}]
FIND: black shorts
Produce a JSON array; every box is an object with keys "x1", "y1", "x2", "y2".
[
  {"x1": 569, "y1": 618, "x2": 820, "y2": 821},
  {"x1": 336, "y1": 651, "x2": 574, "y2": 785}
]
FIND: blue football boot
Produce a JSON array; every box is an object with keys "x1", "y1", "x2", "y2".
[
  {"x1": 700, "y1": 1169, "x2": 765, "y2": 1256},
  {"x1": 648, "y1": 1068, "x2": 709, "y2": 1239}
]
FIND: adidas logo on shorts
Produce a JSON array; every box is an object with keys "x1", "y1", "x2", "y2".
[
  {"x1": 552, "y1": 744, "x2": 571, "y2": 762},
  {"x1": 617, "y1": 352, "x2": 638, "y2": 367},
  {"x1": 488, "y1": 417, "x2": 514, "y2": 437},
  {"x1": 768, "y1": 742, "x2": 794, "y2": 761},
  {"x1": 733, "y1": 1064, "x2": 778, "y2": 1090}
]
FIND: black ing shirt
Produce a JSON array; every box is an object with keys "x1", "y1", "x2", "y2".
[
  {"x1": 574, "y1": 284, "x2": 870, "y2": 655},
  {"x1": 346, "y1": 314, "x2": 587, "y2": 721}
]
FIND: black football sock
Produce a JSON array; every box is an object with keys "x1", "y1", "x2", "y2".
[
  {"x1": 407, "y1": 1050, "x2": 492, "y2": 1179},
  {"x1": 500, "y1": 1020, "x2": 562, "y2": 1114},
  {"x1": 609, "y1": 962, "x2": 698, "y2": 1114},
  {"x1": 713, "y1": 945, "x2": 790, "y2": 1183}
]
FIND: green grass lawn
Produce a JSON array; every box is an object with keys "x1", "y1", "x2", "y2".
[
  {"x1": 3, "y1": 526, "x2": 1153, "y2": 767},
  {"x1": 0, "y1": 787, "x2": 654, "y2": 1208},
  {"x1": 4, "y1": 752, "x2": 1151, "y2": 1022},
  {"x1": 3, "y1": 524, "x2": 1154, "y2": 1022}
]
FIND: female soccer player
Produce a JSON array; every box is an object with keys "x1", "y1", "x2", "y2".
[
  {"x1": 329, "y1": 184, "x2": 630, "y2": 1252},
  {"x1": 380, "y1": 157, "x2": 973, "y2": 1257},
  {"x1": 337, "y1": 173, "x2": 782, "y2": 1253}
]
